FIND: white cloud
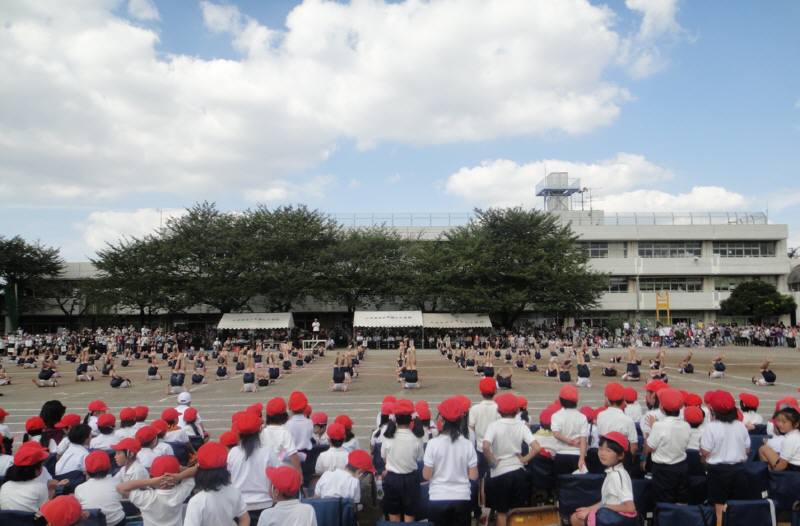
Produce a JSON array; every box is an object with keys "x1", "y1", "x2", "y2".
[
  {"x1": 386, "y1": 174, "x2": 402, "y2": 185},
  {"x1": 621, "y1": 0, "x2": 683, "y2": 78},
  {"x1": 243, "y1": 175, "x2": 335, "y2": 203},
  {"x1": 599, "y1": 186, "x2": 746, "y2": 212},
  {"x1": 82, "y1": 208, "x2": 186, "y2": 251},
  {"x1": 626, "y1": 0, "x2": 681, "y2": 41},
  {"x1": 0, "y1": 0, "x2": 680, "y2": 207},
  {"x1": 127, "y1": 0, "x2": 159, "y2": 21}
]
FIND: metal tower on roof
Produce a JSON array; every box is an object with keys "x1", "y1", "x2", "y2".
[{"x1": 535, "y1": 172, "x2": 581, "y2": 211}]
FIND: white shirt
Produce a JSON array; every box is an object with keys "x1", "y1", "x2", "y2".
[
  {"x1": 0, "y1": 478, "x2": 49, "y2": 512},
  {"x1": 285, "y1": 415, "x2": 314, "y2": 452},
  {"x1": 0, "y1": 454, "x2": 12, "y2": 477},
  {"x1": 0, "y1": 423, "x2": 11, "y2": 438},
  {"x1": 483, "y1": 418, "x2": 534, "y2": 477},
  {"x1": 115, "y1": 427, "x2": 137, "y2": 440},
  {"x1": 184, "y1": 485, "x2": 247, "y2": 526},
  {"x1": 342, "y1": 437, "x2": 360, "y2": 453},
  {"x1": 647, "y1": 416, "x2": 691, "y2": 465},
  {"x1": 423, "y1": 435, "x2": 478, "y2": 501},
  {"x1": 532, "y1": 430, "x2": 560, "y2": 457},
  {"x1": 88, "y1": 415, "x2": 100, "y2": 436},
  {"x1": 175, "y1": 404, "x2": 202, "y2": 428},
  {"x1": 164, "y1": 429, "x2": 190, "y2": 444},
  {"x1": 314, "y1": 469, "x2": 360, "y2": 503},
  {"x1": 228, "y1": 444, "x2": 279, "y2": 510},
  {"x1": 624, "y1": 402, "x2": 643, "y2": 423},
  {"x1": 742, "y1": 411, "x2": 764, "y2": 427},
  {"x1": 315, "y1": 447, "x2": 348, "y2": 475},
  {"x1": 75, "y1": 476, "x2": 126, "y2": 526},
  {"x1": 639, "y1": 409, "x2": 664, "y2": 437},
  {"x1": 91, "y1": 433, "x2": 119, "y2": 450},
  {"x1": 601, "y1": 463, "x2": 633, "y2": 505},
  {"x1": 116, "y1": 460, "x2": 149, "y2": 482},
  {"x1": 469, "y1": 400, "x2": 500, "y2": 447},
  {"x1": 550, "y1": 408, "x2": 589, "y2": 455},
  {"x1": 257, "y1": 499, "x2": 318, "y2": 526},
  {"x1": 129, "y1": 479, "x2": 195, "y2": 526},
  {"x1": 153, "y1": 441, "x2": 173, "y2": 457},
  {"x1": 687, "y1": 426, "x2": 704, "y2": 450},
  {"x1": 779, "y1": 429, "x2": 800, "y2": 466},
  {"x1": 596, "y1": 407, "x2": 638, "y2": 447},
  {"x1": 382, "y1": 428, "x2": 424, "y2": 474},
  {"x1": 56, "y1": 443, "x2": 90, "y2": 475},
  {"x1": 312, "y1": 321, "x2": 320, "y2": 332},
  {"x1": 260, "y1": 426, "x2": 298, "y2": 463},
  {"x1": 700, "y1": 420, "x2": 749, "y2": 464}
]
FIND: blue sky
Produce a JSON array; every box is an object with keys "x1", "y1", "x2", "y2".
[{"x1": 1, "y1": 0, "x2": 798, "y2": 260}]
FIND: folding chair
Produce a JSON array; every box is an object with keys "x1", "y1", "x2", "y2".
[
  {"x1": 595, "y1": 507, "x2": 639, "y2": 526},
  {"x1": 768, "y1": 470, "x2": 800, "y2": 513},
  {"x1": 722, "y1": 499, "x2": 776, "y2": 526},
  {"x1": 633, "y1": 477, "x2": 654, "y2": 523},
  {"x1": 747, "y1": 435, "x2": 767, "y2": 462},
  {"x1": 0, "y1": 510, "x2": 38, "y2": 526},
  {"x1": 302, "y1": 497, "x2": 342, "y2": 526},
  {"x1": 556, "y1": 473, "x2": 604, "y2": 521},
  {"x1": 654, "y1": 503, "x2": 715, "y2": 526},
  {"x1": 740, "y1": 461, "x2": 769, "y2": 499}
]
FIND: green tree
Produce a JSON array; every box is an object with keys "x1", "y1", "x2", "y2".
[
  {"x1": 442, "y1": 208, "x2": 607, "y2": 326},
  {"x1": 244, "y1": 205, "x2": 339, "y2": 311},
  {"x1": 317, "y1": 226, "x2": 405, "y2": 313},
  {"x1": 720, "y1": 280, "x2": 797, "y2": 322},
  {"x1": 0, "y1": 235, "x2": 64, "y2": 331},
  {"x1": 396, "y1": 238, "x2": 451, "y2": 311}
]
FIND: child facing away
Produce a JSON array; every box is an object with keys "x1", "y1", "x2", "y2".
[
  {"x1": 184, "y1": 442, "x2": 250, "y2": 526},
  {"x1": 570, "y1": 432, "x2": 637, "y2": 526},
  {"x1": 314, "y1": 449, "x2": 375, "y2": 507},
  {"x1": 116, "y1": 455, "x2": 197, "y2": 526},
  {"x1": 74, "y1": 451, "x2": 125, "y2": 526},
  {"x1": 257, "y1": 466, "x2": 318, "y2": 526}
]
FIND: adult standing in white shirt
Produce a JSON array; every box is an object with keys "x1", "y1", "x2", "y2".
[
  {"x1": 551, "y1": 385, "x2": 589, "y2": 474},
  {"x1": 645, "y1": 388, "x2": 691, "y2": 504},
  {"x1": 423, "y1": 397, "x2": 478, "y2": 526}
]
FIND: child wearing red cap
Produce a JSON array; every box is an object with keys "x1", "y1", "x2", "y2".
[
  {"x1": 699, "y1": 390, "x2": 749, "y2": 525},
  {"x1": 0, "y1": 441, "x2": 51, "y2": 512},
  {"x1": 380, "y1": 400, "x2": 424, "y2": 522},
  {"x1": 315, "y1": 422, "x2": 349, "y2": 475},
  {"x1": 117, "y1": 455, "x2": 198, "y2": 526},
  {"x1": 311, "y1": 413, "x2": 328, "y2": 447},
  {"x1": 184, "y1": 442, "x2": 249, "y2": 526},
  {"x1": 258, "y1": 466, "x2": 316, "y2": 526},
  {"x1": 597, "y1": 383, "x2": 639, "y2": 461},
  {"x1": 683, "y1": 407, "x2": 705, "y2": 450},
  {"x1": 314, "y1": 449, "x2": 374, "y2": 506},
  {"x1": 469, "y1": 377, "x2": 500, "y2": 482},
  {"x1": 38, "y1": 494, "x2": 85, "y2": 526},
  {"x1": 422, "y1": 397, "x2": 478, "y2": 526},
  {"x1": 0, "y1": 407, "x2": 10, "y2": 439},
  {"x1": 570, "y1": 432, "x2": 636, "y2": 526},
  {"x1": 532, "y1": 405, "x2": 561, "y2": 458},
  {"x1": 75, "y1": 450, "x2": 125, "y2": 525},
  {"x1": 285, "y1": 392, "x2": 314, "y2": 459},
  {"x1": 162, "y1": 408, "x2": 191, "y2": 445},
  {"x1": 228, "y1": 413, "x2": 281, "y2": 522},
  {"x1": 640, "y1": 381, "x2": 667, "y2": 439},
  {"x1": 551, "y1": 385, "x2": 589, "y2": 475},
  {"x1": 622, "y1": 388, "x2": 642, "y2": 423},
  {"x1": 645, "y1": 389, "x2": 691, "y2": 504},
  {"x1": 483, "y1": 394, "x2": 539, "y2": 526},
  {"x1": 112, "y1": 438, "x2": 149, "y2": 482},
  {"x1": 89, "y1": 413, "x2": 118, "y2": 450},
  {"x1": 752, "y1": 359, "x2": 777, "y2": 386},
  {"x1": 260, "y1": 398, "x2": 301, "y2": 470},
  {"x1": 739, "y1": 393, "x2": 764, "y2": 430}
]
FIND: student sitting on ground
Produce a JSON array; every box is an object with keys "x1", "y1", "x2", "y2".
[{"x1": 753, "y1": 360, "x2": 777, "y2": 386}]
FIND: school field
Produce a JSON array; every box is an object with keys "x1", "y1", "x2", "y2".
[{"x1": 1, "y1": 345, "x2": 799, "y2": 442}]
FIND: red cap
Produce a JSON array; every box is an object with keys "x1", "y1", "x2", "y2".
[
  {"x1": 479, "y1": 377, "x2": 497, "y2": 395},
  {"x1": 645, "y1": 380, "x2": 667, "y2": 393},
  {"x1": 738, "y1": 393, "x2": 759, "y2": 409},
  {"x1": 380, "y1": 401, "x2": 394, "y2": 416},
  {"x1": 266, "y1": 397, "x2": 287, "y2": 417},
  {"x1": 311, "y1": 412, "x2": 328, "y2": 426},
  {"x1": 151, "y1": 419, "x2": 168, "y2": 435},
  {"x1": 14, "y1": 441, "x2": 49, "y2": 466},
  {"x1": 135, "y1": 426, "x2": 157, "y2": 445},
  {"x1": 183, "y1": 407, "x2": 198, "y2": 423},
  {"x1": 685, "y1": 393, "x2": 702, "y2": 407},
  {"x1": 288, "y1": 391, "x2": 308, "y2": 413},
  {"x1": 303, "y1": 405, "x2": 312, "y2": 418},
  {"x1": 684, "y1": 406, "x2": 704, "y2": 425},
  {"x1": 112, "y1": 437, "x2": 142, "y2": 454},
  {"x1": 415, "y1": 400, "x2": 429, "y2": 412},
  {"x1": 135, "y1": 406, "x2": 149, "y2": 420},
  {"x1": 119, "y1": 408, "x2": 137, "y2": 422},
  {"x1": 40, "y1": 495, "x2": 82, "y2": 526},
  {"x1": 247, "y1": 403, "x2": 263, "y2": 417},
  {"x1": 559, "y1": 385, "x2": 579, "y2": 403},
  {"x1": 495, "y1": 393, "x2": 519, "y2": 414},
  {"x1": 709, "y1": 391, "x2": 736, "y2": 413},
  {"x1": 623, "y1": 387, "x2": 638, "y2": 403},
  {"x1": 417, "y1": 405, "x2": 431, "y2": 420},
  {"x1": 84, "y1": 450, "x2": 111, "y2": 473},
  {"x1": 97, "y1": 413, "x2": 116, "y2": 428},
  {"x1": 517, "y1": 396, "x2": 528, "y2": 410},
  {"x1": 55, "y1": 413, "x2": 81, "y2": 429},
  {"x1": 454, "y1": 395, "x2": 472, "y2": 414},
  {"x1": 326, "y1": 422, "x2": 346, "y2": 441},
  {"x1": 197, "y1": 441, "x2": 228, "y2": 469},
  {"x1": 658, "y1": 388, "x2": 684, "y2": 412},
  {"x1": 383, "y1": 395, "x2": 397, "y2": 404},
  {"x1": 580, "y1": 406, "x2": 596, "y2": 423},
  {"x1": 161, "y1": 408, "x2": 179, "y2": 422},
  {"x1": 602, "y1": 431, "x2": 630, "y2": 452},
  {"x1": 605, "y1": 383, "x2": 625, "y2": 402},
  {"x1": 150, "y1": 455, "x2": 181, "y2": 477},
  {"x1": 25, "y1": 416, "x2": 45, "y2": 433},
  {"x1": 88, "y1": 400, "x2": 108, "y2": 412},
  {"x1": 0, "y1": 407, "x2": 9, "y2": 418},
  {"x1": 266, "y1": 466, "x2": 301, "y2": 496},
  {"x1": 348, "y1": 449, "x2": 376, "y2": 473},
  {"x1": 540, "y1": 404, "x2": 557, "y2": 426},
  {"x1": 219, "y1": 430, "x2": 239, "y2": 447},
  {"x1": 775, "y1": 396, "x2": 800, "y2": 413},
  {"x1": 703, "y1": 391, "x2": 717, "y2": 405},
  {"x1": 394, "y1": 399, "x2": 414, "y2": 416},
  {"x1": 235, "y1": 412, "x2": 262, "y2": 435},
  {"x1": 335, "y1": 414, "x2": 353, "y2": 430},
  {"x1": 438, "y1": 397, "x2": 464, "y2": 422}
]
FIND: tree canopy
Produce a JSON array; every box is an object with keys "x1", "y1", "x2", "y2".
[{"x1": 719, "y1": 280, "x2": 796, "y2": 322}]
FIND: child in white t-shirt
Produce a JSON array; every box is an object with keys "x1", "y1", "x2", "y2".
[
  {"x1": 185, "y1": 442, "x2": 249, "y2": 526},
  {"x1": 315, "y1": 449, "x2": 375, "y2": 506},
  {"x1": 117, "y1": 455, "x2": 197, "y2": 526},
  {"x1": 75, "y1": 450, "x2": 125, "y2": 526}
]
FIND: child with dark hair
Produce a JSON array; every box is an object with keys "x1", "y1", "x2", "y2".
[
  {"x1": 570, "y1": 432, "x2": 636, "y2": 526},
  {"x1": 551, "y1": 385, "x2": 589, "y2": 475},
  {"x1": 700, "y1": 391, "x2": 750, "y2": 526},
  {"x1": 117, "y1": 455, "x2": 198, "y2": 526},
  {"x1": 112, "y1": 437, "x2": 149, "y2": 481},
  {"x1": 759, "y1": 407, "x2": 800, "y2": 472},
  {"x1": 315, "y1": 449, "x2": 375, "y2": 507},
  {"x1": 752, "y1": 360, "x2": 777, "y2": 386},
  {"x1": 90, "y1": 413, "x2": 118, "y2": 449},
  {"x1": 185, "y1": 442, "x2": 249, "y2": 526},
  {"x1": 0, "y1": 441, "x2": 51, "y2": 512},
  {"x1": 315, "y1": 422, "x2": 348, "y2": 474},
  {"x1": 258, "y1": 466, "x2": 316, "y2": 526},
  {"x1": 55, "y1": 424, "x2": 91, "y2": 476},
  {"x1": 75, "y1": 450, "x2": 125, "y2": 525},
  {"x1": 645, "y1": 389, "x2": 691, "y2": 504},
  {"x1": 228, "y1": 412, "x2": 279, "y2": 524},
  {"x1": 380, "y1": 400, "x2": 424, "y2": 522}
]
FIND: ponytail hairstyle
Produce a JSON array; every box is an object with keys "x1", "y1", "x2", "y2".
[
  {"x1": 240, "y1": 432, "x2": 261, "y2": 460},
  {"x1": 441, "y1": 417, "x2": 464, "y2": 443}
]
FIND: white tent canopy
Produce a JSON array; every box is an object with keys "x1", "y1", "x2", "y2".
[
  {"x1": 353, "y1": 310, "x2": 423, "y2": 328},
  {"x1": 422, "y1": 313, "x2": 493, "y2": 329},
  {"x1": 217, "y1": 312, "x2": 295, "y2": 330}
]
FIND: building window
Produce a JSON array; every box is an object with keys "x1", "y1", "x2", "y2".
[
  {"x1": 715, "y1": 276, "x2": 776, "y2": 291},
  {"x1": 712, "y1": 241, "x2": 776, "y2": 257},
  {"x1": 639, "y1": 277, "x2": 704, "y2": 292},
  {"x1": 580, "y1": 241, "x2": 608, "y2": 258},
  {"x1": 608, "y1": 277, "x2": 628, "y2": 292},
  {"x1": 638, "y1": 241, "x2": 702, "y2": 258}
]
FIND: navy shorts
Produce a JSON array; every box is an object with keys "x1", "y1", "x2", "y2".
[{"x1": 382, "y1": 471, "x2": 421, "y2": 516}]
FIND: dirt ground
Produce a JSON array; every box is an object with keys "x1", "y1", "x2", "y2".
[{"x1": 2, "y1": 345, "x2": 799, "y2": 442}]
